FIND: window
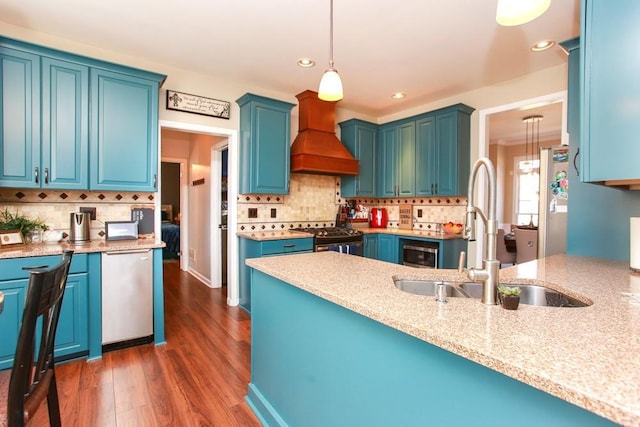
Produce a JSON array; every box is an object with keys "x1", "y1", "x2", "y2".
[{"x1": 514, "y1": 156, "x2": 539, "y2": 226}]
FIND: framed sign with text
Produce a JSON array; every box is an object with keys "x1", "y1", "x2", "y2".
[{"x1": 166, "y1": 90, "x2": 230, "y2": 119}]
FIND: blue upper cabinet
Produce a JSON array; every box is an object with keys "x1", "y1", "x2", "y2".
[
  {"x1": 378, "y1": 104, "x2": 474, "y2": 198},
  {"x1": 397, "y1": 121, "x2": 416, "y2": 196},
  {"x1": 0, "y1": 47, "x2": 40, "y2": 188},
  {"x1": 581, "y1": 0, "x2": 640, "y2": 186},
  {"x1": 0, "y1": 37, "x2": 166, "y2": 192},
  {"x1": 433, "y1": 106, "x2": 473, "y2": 196},
  {"x1": 415, "y1": 116, "x2": 435, "y2": 196},
  {"x1": 339, "y1": 119, "x2": 377, "y2": 197},
  {"x1": 378, "y1": 121, "x2": 415, "y2": 198},
  {"x1": 90, "y1": 68, "x2": 161, "y2": 192},
  {"x1": 237, "y1": 93, "x2": 294, "y2": 194},
  {"x1": 378, "y1": 125, "x2": 399, "y2": 197},
  {"x1": 42, "y1": 57, "x2": 89, "y2": 189}
]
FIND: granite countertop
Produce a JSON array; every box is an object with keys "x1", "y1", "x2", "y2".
[
  {"x1": 237, "y1": 227, "x2": 462, "y2": 241},
  {"x1": 359, "y1": 227, "x2": 464, "y2": 240},
  {"x1": 236, "y1": 230, "x2": 314, "y2": 241},
  {"x1": 246, "y1": 252, "x2": 640, "y2": 426},
  {"x1": 0, "y1": 239, "x2": 165, "y2": 259}
]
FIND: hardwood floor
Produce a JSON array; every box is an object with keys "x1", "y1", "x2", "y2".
[{"x1": 0, "y1": 261, "x2": 260, "y2": 426}]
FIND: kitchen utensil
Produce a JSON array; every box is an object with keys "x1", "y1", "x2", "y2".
[{"x1": 69, "y1": 212, "x2": 91, "y2": 242}]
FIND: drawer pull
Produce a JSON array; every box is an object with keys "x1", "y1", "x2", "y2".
[
  {"x1": 283, "y1": 244, "x2": 296, "y2": 248},
  {"x1": 21, "y1": 264, "x2": 49, "y2": 270}
]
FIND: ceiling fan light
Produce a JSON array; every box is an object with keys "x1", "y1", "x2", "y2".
[
  {"x1": 318, "y1": 68, "x2": 343, "y2": 101},
  {"x1": 496, "y1": 0, "x2": 551, "y2": 26}
]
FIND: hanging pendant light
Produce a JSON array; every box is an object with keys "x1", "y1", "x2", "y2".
[
  {"x1": 318, "y1": 0, "x2": 343, "y2": 101},
  {"x1": 496, "y1": 0, "x2": 551, "y2": 26},
  {"x1": 523, "y1": 114, "x2": 543, "y2": 173}
]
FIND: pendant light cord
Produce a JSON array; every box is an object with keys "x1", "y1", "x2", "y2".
[{"x1": 329, "y1": 0, "x2": 335, "y2": 69}]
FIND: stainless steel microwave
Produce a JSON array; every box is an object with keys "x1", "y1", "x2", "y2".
[{"x1": 402, "y1": 242, "x2": 438, "y2": 268}]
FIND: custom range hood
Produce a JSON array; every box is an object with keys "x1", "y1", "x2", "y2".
[{"x1": 290, "y1": 90, "x2": 359, "y2": 175}]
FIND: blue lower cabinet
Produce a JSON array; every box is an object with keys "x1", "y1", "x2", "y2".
[
  {"x1": 363, "y1": 234, "x2": 378, "y2": 259},
  {"x1": 239, "y1": 237, "x2": 313, "y2": 313},
  {"x1": 0, "y1": 279, "x2": 28, "y2": 368},
  {"x1": 51, "y1": 272, "x2": 88, "y2": 358},
  {"x1": 440, "y1": 238, "x2": 467, "y2": 269},
  {"x1": 0, "y1": 254, "x2": 89, "y2": 370},
  {"x1": 377, "y1": 234, "x2": 399, "y2": 264}
]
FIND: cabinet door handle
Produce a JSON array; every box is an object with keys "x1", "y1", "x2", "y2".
[
  {"x1": 44, "y1": 168, "x2": 49, "y2": 184},
  {"x1": 431, "y1": 183, "x2": 434, "y2": 194},
  {"x1": 435, "y1": 183, "x2": 438, "y2": 194},
  {"x1": 34, "y1": 167, "x2": 39, "y2": 184},
  {"x1": 573, "y1": 148, "x2": 580, "y2": 177},
  {"x1": 283, "y1": 244, "x2": 296, "y2": 248},
  {"x1": 153, "y1": 174, "x2": 158, "y2": 189},
  {"x1": 22, "y1": 264, "x2": 49, "y2": 270}
]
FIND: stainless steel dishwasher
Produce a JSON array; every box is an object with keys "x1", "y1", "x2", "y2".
[{"x1": 101, "y1": 249, "x2": 153, "y2": 349}]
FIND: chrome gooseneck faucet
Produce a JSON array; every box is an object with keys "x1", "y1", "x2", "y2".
[{"x1": 463, "y1": 157, "x2": 500, "y2": 305}]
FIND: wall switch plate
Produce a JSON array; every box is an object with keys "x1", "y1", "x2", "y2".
[
  {"x1": 270, "y1": 208, "x2": 277, "y2": 218},
  {"x1": 80, "y1": 207, "x2": 97, "y2": 220},
  {"x1": 248, "y1": 208, "x2": 258, "y2": 218}
]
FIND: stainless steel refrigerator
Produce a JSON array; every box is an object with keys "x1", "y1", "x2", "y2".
[{"x1": 538, "y1": 146, "x2": 569, "y2": 258}]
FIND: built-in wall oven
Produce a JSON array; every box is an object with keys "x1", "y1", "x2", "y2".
[
  {"x1": 294, "y1": 227, "x2": 363, "y2": 256},
  {"x1": 402, "y1": 241, "x2": 439, "y2": 268}
]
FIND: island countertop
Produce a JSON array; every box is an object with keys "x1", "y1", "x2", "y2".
[
  {"x1": 0, "y1": 239, "x2": 165, "y2": 259},
  {"x1": 246, "y1": 252, "x2": 640, "y2": 426}
]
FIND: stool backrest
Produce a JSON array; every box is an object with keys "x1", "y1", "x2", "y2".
[{"x1": 7, "y1": 250, "x2": 73, "y2": 426}]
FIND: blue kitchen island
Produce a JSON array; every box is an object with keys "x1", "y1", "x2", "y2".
[{"x1": 245, "y1": 252, "x2": 636, "y2": 426}]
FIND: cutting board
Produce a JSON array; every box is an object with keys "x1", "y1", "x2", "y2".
[{"x1": 399, "y1": 204, "x2": 413, "y2": 230}]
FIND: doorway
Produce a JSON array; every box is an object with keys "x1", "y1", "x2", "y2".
[
  {"x1": 159, "y1": 120, "x2": 239, "y2": 307},
  {"x1": 160, "y1": 159, "x2": 187, "y2": 271},
  {"x1": 476, "y1": 91, "x2": 568, "y2": 266}
]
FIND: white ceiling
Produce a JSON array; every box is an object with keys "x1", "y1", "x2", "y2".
[{"x1": 0, "y1": 0, "x2": 580, "y2": 140}]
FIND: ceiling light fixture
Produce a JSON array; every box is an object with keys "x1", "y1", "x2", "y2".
[
  {"x1": 297, "y1": 58, "x2": 315, "y2": 68},
  {"x1": 531, "y1": 40, "x2": 555, "y2": 52},
  {"x1": 391, "y1": 92, "x2": 406, "y2": 99},
  {"x1": 496, "y1": 0, "x2": 551, "y2": 26},
  {"x1": 318, "y1": 0, "x2": 343, "y2": 101}
]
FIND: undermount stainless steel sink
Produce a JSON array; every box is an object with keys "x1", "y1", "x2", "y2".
[
  {"x1": 459, "y1": 282, "x2": 591, "y2": 307},
  {"x1": 394, "y1": 280, "x2": 470, "y2": 298},
  {"x1": 394, "y1": 279, "x2": 591, "y2": 307}
]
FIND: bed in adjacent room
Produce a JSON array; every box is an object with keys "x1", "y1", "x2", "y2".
[{"x1": 161, "y1": 204, "x2": 180, "y2": 259}]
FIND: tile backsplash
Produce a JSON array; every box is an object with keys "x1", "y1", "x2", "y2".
[
  {"x1": 238, "y1": 174, "x2": 467, "y2": 232},
  {"x1": 0, "y1": 189, "x2": 154, "y2": 240}
]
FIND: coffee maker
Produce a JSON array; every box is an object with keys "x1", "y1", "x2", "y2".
[{"x1": 68, "y1": 212, "x2": 91, "y2": 243}]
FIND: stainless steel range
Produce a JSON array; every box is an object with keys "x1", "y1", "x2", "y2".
[{"x1": 294, "y1": 227, "x2": 363, "y2": 255}]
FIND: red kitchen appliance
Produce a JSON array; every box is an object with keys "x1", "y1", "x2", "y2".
[{"x1": 369, "y1": 208, "x2": 388, "y2": 228}]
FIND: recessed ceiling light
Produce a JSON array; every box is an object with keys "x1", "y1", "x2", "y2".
[
  {"x1": 391, "y1": 92, "x2": 406, "y2": 99},
  {"x1": 531, "y1": 40, "x2": 555, "y2": 52},
  {"x1": 297, "y1": 58, "x2": 315, "y2": 68}
]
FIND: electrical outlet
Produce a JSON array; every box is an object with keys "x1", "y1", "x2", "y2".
[
  {"x1": 270, "y1": 208, "x2": 277, "y2": 218},
  {"x1": 80, "y1": 207, "x2": 96, "y2": 220},
  {"x1": 248, "y1": 208, "x2": 258, "y2": 218},
  {"x1": 189, "y1": 248, "x2": 196, "y2": 262},
  {"x1": 417, "y1": 209, "x2": 423, "y2": 218}
]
